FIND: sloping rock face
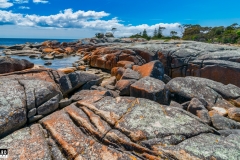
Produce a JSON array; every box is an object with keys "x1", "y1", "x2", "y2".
[
  {"x1": 0, "y1": 69, "x2": 62, "y2": 138},
  {"x1": 3, "y1": 96, "x2": 240, "y2": 159},
  {"x1": 165, "y1": 76, "x2": 240, "y2": 107},
  {"x1": 0, "y1": 57, "x2": 34, "y2": 74},
  {"x1": 144, "y1": 40, "x2": 240, "y2": 87}
]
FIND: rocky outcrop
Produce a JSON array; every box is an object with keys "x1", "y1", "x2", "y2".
[
  {"x1": 0, "y1": 69, "x2": 62, "y2": 137},
  {"x1": 0, "y1": 57, "x2": 34, "y2": 74},
  {"x1": 2, "y1": 39, "x2": 240, "y2": 159}
]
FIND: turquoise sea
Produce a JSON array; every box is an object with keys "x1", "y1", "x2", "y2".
[{"x1": 0, "y1": 38, "x2": 80, "y2": 69}]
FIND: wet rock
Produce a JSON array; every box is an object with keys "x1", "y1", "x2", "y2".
[
  {"x1": 54, "y1": 53, "x2": 64, "y2": 59},
  {"x1": 228, "y1": 107, "x2": 240, "y2": 122},
  {"x1": 133, "y1": 60, "x2": 164, "y2": 80},
  {"x1": 29, "y1": 54, "x2": 39, "y2": 59},
  {"x1": 42, "y1": 54, "x2": 54, "y2": 60},
  {"x1": 0, "y1": 57, "x2": 34, "y2": 74},
  {"x1": 44, "y1": 61, "x2": 52, "y2": 65},
  {"x1": 130, "y1": 76, "x2": 169, "y2": 105}
]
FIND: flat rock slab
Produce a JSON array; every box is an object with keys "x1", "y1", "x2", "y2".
[
  {"x1": 163, "y1": 133, "x2": 240, "y2": 160},
  {"x1": 40, "y1": 108, "x2": 139, "y2": 160},
  {"x1": 114, "y1": 98, "x2": 215, "y2": 142},
  {"x1": 0, "y1": 124, "x2": 52, "y2": 159}
]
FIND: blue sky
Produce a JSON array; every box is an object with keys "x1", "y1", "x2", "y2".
[{"x1": 0, "y1": 0, "x2": 239, "y2": 38}]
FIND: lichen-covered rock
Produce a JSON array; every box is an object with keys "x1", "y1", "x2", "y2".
[
  {"x1": 0, "y1": 124, "x2": 52, "y2": 159},
  {"x1": 40, "y1": 107, "x2": 140, "y2": 160},
  {"x1": 163, "y1": 133, "x2": 240, "y2": 160},
  {"x1": 165, "y1": 76, "x2": 240, "y2": 107},
  {"x1": 210, "y1": 114, "x2": 240, "y2": 130},
  {"x1": 130, "y1": 76, "x2": 169, "y2": 104},
  {"x1": 133, "y1": 60, "x2": 164, "y2": 80},
  {"x1": 0, "y1": 79, "x2": 26, "y2": 138},
  {"x1": 0, "y1": 69, "x2": 62, "y2": 137}
]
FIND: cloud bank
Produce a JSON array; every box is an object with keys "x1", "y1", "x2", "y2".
[
  {"x1": 33, "y1": 0, "x2": 48, "y2": 4},
  {"x1": 0, "y1": 8, "x2": 181, "y2": 37},
  {"x1": 0, "y1": 0, "x2": 13, "y2": 8}
]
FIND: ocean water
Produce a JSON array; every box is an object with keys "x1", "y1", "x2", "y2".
[
  {"x1": 0, "y1": 38, "x2": 77, "y2": 46},
  {"x1": 0, "y1": 38, "x2": 80, "y2": 69}
]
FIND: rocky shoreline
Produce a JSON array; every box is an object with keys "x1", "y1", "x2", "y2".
[{"x1": 1, "y1": 38, "x2": 240, "y2": 159}]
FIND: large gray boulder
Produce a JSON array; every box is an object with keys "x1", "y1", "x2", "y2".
[
  {"x1": 130, "y1": 76, "x2": 169, "y2": 104},
  {"x1": 0, "y1": 79, "x2": 26, "y2": 138},
  {"x1": 0, "y1": 70, "x2": 62, "y2": 137},
  {"x1": 0, "y1": 57, "x2": 34, "y2": 74}
]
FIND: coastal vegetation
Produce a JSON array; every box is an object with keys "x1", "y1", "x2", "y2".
[
  {"x1": 181, "y1": 23, "x2": 240, "y2": 44},
  {"x1": 128, "y1": 23, "x2": 240, "y2": 44}
]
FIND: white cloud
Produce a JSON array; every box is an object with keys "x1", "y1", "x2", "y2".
[
  {"x1": 0, "y1": 9, "x2": 181, "y2": 37},
  {"x1": 19, "y1": 6, "x2": 30, "y2": 9},
  {"x1": 0, "y1": 0, "x2": 13, "y2": 8},
  {"x1": 13, "y1": 0, "x2": 29, "y2": 4},
  {"x1": 33, "y1": 0, "x2": 48, "y2": 4}
]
